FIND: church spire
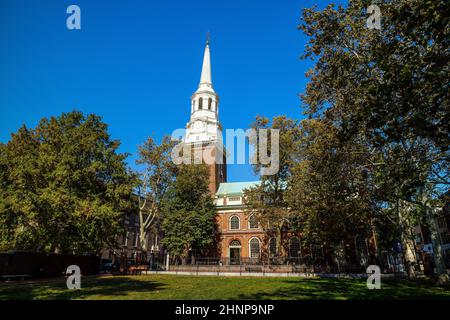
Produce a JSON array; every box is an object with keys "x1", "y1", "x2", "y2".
[
  {"x1": 185, "y1": 36, "x2": 221, "y2": 144},
  {"x1": 198, "y1": 35, "x2": 213, "y2": 91}
]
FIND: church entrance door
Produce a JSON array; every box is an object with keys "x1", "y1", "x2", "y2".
[
  {"x1": 230, "y1": 248, "x2": 241, "y2": 265},
  {"x1": 229, "y1": 240, "x2": 241, "y2": 265}
]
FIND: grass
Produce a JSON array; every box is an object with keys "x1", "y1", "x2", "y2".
[{"x1": 0, "y1": 274, "x2": 449, "y2": 300}]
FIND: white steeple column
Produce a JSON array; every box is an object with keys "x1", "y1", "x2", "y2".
[{"x1": 185, "y1": 37, "x2": 222, "y2": 144}]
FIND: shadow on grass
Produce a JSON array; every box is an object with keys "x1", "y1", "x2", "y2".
[
  {"x1": 236, "y1": 278, "x2": 450, "y2": 300},
  {"x1": 0, "y1": 276, "x2": 166, "y2": 300},
  {"x1": 2, "y1": 275, "x2": 448, "y2": 300}
]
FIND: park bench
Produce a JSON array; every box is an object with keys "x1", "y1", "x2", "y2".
[
  {"x1": 292, "y1": 265, "x2": 309, "y2": 273},
  {"x1": 1, "y1": 274, "x2": 31, "y2": 281},
  {"x1": 128, "y1": 265, "x2": 148, "y2": 275},
  {"x1": 244, "y1": 266, "x2": 263, "y2": 273}
]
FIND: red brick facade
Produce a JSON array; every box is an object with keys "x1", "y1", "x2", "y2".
[{"x1": 215, "y1": 210, "x2": 265, "y2": 259}]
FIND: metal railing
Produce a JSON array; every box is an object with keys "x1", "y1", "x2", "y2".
[
  {"x1": 130, "y1": 252, "x2": 407, "y2": 275},
  {"x1": 165, "y1": 256, "x2": 388, "y2": 274}
]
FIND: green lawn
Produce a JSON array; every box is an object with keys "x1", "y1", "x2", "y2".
[{"x1": 0, "y1": 274, "x2": 449, "y2": 300}]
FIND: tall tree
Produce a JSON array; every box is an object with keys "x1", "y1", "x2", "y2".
[
  {"x1": 299, "y1": 0, "x2": 449, "y2": 277},
  {"x1": 136, "y1": 136, "x2": 177, "y2": 254},
  {"x1": 0, "y1": 111, "x2": 135, "y2": 254},
  {"x1": 244, "y1": 116, "x2": 301, "y2": 257},
  {"x1": 161, "y1": 164, "x2": 216, "y2": 264},
  {"x1": 287, "y1": 119, "x2": 376, "y2": 262}
]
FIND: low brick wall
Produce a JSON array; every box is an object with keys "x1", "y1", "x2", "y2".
[
  {"x1": 168, "y1": 264, "x2": 309, "y2": 274},
  {"x1": 0, "y1": 252, "x2": 100, "y2": 279}
]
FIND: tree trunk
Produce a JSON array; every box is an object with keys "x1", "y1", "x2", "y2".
[
  {"x1": 401, "y1": 231, "x2": 417, "y2": 278},
  {"x1": 370, "y1": 219, "x2": 379, "y2": 264},
  {"x1": 398, "y1": 200, "x2": 416, "y2": 278},
  {"x1": 181, "y1": 246, "x2": 190, "y2": 265},
  {"x1": 139, "y1": 224, "x2": 147, "y2": 252}
]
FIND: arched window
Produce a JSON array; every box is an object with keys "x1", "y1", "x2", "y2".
[
  {"x1": 268, "y1": 237, "x2": 277, "y2": 257},
  {"x1": 199, "y1": 97, "x2": 203, "y2": 110},
  {"x1": 248, "y1": 214, "x2": 258, "y2": 229},
  {"x1": 289, "y1": 237, "x2": 301, "y2": 258},
  {"x1": 229, "y1": 215, "x2": 240, "y2": 230},
  {"x1": 249, "y1": 238, "x2": 261, "y2": 258},
  {"x1": 230, "y1": 240, "x2": 241, "y2": 247},
  {"x1": 208, "y1": 98, "x2": 212, "y2": 110}
]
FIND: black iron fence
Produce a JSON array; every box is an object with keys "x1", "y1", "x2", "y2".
[{"x1": 166, "y1": 255, "x2": 404, "y2": 274}]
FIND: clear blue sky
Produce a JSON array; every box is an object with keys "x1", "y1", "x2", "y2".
[{"x1": 0, "y1": 0, "x2": 345, "y2": 182}]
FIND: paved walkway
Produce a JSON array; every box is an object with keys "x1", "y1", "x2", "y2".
[{"x1": 143, "y1": 270, "x2": 400, "y2": 278}]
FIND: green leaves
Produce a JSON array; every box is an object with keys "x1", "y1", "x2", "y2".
[
  {"x1": 245, "y1": 116, "x2": 302, "y2": 255},
  {"x1": 297, "y1": 0, "x2": 448, "y2": 271},
  {"x1": 161, "y1": 164, "x2": 216, "y2": 260},
  {"x1": 288, "y1": 119, "x2": 375, "y2": 246},
  {"x1": 0, "y1": 111, "x2": 135, "y2": 254},
  {"x1": 300, "y1": 0, "x2": 449, "y2": 151}
]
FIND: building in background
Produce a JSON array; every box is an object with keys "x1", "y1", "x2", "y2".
[
  {"x1": 183, "y1": 41, "x2": 323, "y2": 263},
  {"x1": 102, "y1": 39, "x2": 376, "y2": 268},
  {"x1": 215, "y1": 182, "x2": 264, "y2": 262},
  {"x1": 414, "y1": 204, "x2": 450, "y2": 272}
]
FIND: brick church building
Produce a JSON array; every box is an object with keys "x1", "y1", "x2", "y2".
[
  {"x1": 180, "y1": 40, "x2": 303, "y2": 263},
  {"x1": 103, "y1": 39, "x2": 372, "y2": 268}
]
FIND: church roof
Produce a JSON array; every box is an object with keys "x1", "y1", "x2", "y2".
[{"x1": 216, "y1": 181, "x2": 260, "y2": 196}]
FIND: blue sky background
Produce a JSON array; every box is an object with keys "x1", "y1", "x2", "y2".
[{"x1": 0, "y1": 0, "x2": 345, "y2": 182}]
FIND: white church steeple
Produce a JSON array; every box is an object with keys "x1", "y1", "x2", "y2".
[
  {"x1": 185, "y1": 37, "x2": 222, "y2": 144},
  {"x1": 198, "y1": 37, "x2": 213, "y2": 90}
]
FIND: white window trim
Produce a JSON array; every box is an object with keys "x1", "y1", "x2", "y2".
[
  {"x1": 229, "y1": 215, "x2": 240, "y2": 230},
  {"x1": 248, "y1": 237, "x2": 261, "y2": 258},
  {"x1": 229, "y1": 240, "x2": 242, "y2": 248},
  {"x1": 248, "y1": 214, "x2": 259, "y2": 229}
]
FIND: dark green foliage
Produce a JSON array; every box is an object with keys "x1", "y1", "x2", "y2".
[
  {"x1": 244, "y1": 116, "x2": 302, "y2": 256},
  {"x1": 136, "y1": 135, "x2": 177, "y2": 252},
  {"x1": 161, "y1": 164, "x2": 216, "y2": 260},
  {"x1": 300, "y1": 0, "x2": 449, "y2": 151},
  {"x1": 287, "y1": 119, "x2": 375, "y2": 247},
  {"x1": 298, "y1": 0, "x2": 449, "y2": 274},
  {"x1": 0, "y1": 111, "x2": 135, "y2": 254}
]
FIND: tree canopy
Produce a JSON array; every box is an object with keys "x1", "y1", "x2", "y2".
[
  {"x1": 298, "y1": 0, "x2": 449, "y2": 275},
  {"x1": 0, "y1": 111, "x2": 135, "y2": 254},
  {"x1": 136, "y1": 135, "x2": 177, "y2": 253},
  {"x1": 244, "y1": 116, "x2": 302, "y2": 256},
  {"x1": 161, "y1": 164, "x2": 217, "y2": 262}
]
